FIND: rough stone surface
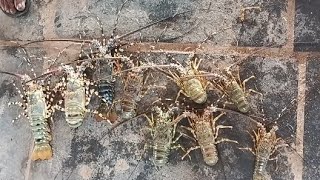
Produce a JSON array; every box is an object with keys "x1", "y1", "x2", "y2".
[
  {"x1": 304, "y1": 58, "x2": 320, "y2": 180},
  {"x1": 0, "y1": 0, "x2": 314, "y2": 180},
  {"x1": 294, "y1": 0, "x2": 320, "y2": 51}
]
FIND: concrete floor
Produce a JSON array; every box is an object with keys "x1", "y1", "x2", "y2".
[{"x1": 0, "y1": 0, "x2": 319, "y2": 180}]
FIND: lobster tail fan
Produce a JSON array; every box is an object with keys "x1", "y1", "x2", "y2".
[{"x1": 31, "y1": 144, "x2": 53, "y2": 161}]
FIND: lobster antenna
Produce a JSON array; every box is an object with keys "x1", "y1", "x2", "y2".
[
  {"x1": 22, "y1": 39, "x2": 88, "y2": 47},
  {"x1": 24, "y1": 68, "x2": 60, "y2": 83},
  {"x1": 210, "y1": 106, "x2": 260, "y2": 126},
  {"x1": 127, "y1": 159, "x2": 142, "y2": 180},
  {"x1": 113, "y1": 0, "x2": 130, "y2": 34},
  {"x1": 118, "y1": 10, "x2": 192, "y2": 39},
  {"x1": 0, "y1": 70, "x2": 24, "y2": 79},
  {"x1": 21, "y1": 10, "x2": 191, "y2": 48},
  {"x1": 25, "y1": 57, "x2": 173, "y2": 84}
]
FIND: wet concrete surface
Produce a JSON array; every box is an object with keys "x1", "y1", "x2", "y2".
[{"x1": 0, "y1": 0, "x2": 317, "y2": 180}]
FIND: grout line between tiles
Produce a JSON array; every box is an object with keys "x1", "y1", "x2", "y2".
[
  {"x1": 2, "y1": 40, "x2": 320, "y2": 58},
  {"x1": 284, "y1": 0, "x2": 296, "y2": 50},
  {"x1": 294, "y1": 57, "x2": 306, "y2": 180}
]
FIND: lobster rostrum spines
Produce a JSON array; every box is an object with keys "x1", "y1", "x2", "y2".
[{"x1": 89, "y1": 34, "x2": 122, "y2": 58}]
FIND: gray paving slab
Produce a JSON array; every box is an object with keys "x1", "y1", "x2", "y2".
[
  {"x1": 304, "y1": 58, "x2": 320, "y2": 180},
  {"x1": 0, "y1": 0, "x2": 289, "y2": 46},
  {"x1": 0, "y1": 47, "x2": 302, "y2": 180},
  {"x1": 294, "y1": 0, "x2": 320, "y2": 51}
]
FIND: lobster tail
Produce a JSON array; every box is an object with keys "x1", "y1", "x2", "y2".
[
  {"x1": 253, "y1": 172, "x2": 266, "y2": 180},
  {"x1": 201, "y1": 145, "x2": 218, "y2": 166},
  {"x1": 98, "y1": 79, "x2": 116, "y2": 105},
  {"x1": 65, "y1": 117, "x2": 83, "y2": 128},
  {"x1": 31, "y1": 144, "x2": 53, "y2": 161},
  {"x1": 154, "y1": 149, "x2": 169, "y2": 167}
]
